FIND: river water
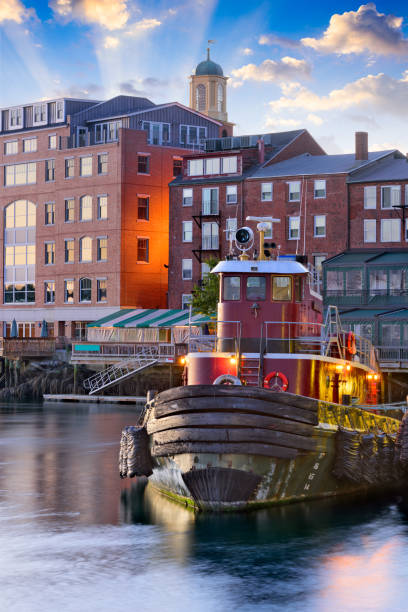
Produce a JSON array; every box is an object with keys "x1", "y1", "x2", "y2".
[{"x1": 1, "y1": 401, "x2": 408, "y2": 612}]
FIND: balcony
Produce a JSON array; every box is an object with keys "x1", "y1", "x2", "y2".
[
  {"x1": 377, "y1": 345, "x2": 408, "y2": 371},
  {"x1": 0, "y1": 338, "x2": 56, "y2": 358},
  {"x1": 324, "y1": 289, "x2": 408, "y2": 307},
  {"x1": 71, "y1": 342, "x2": 179, "y2": 365}
]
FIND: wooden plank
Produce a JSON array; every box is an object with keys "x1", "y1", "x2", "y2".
[
  {"x1": 154, "y1": 385, "x2": 319, "y2": 412},
  {"x1": 152, "y1": 427, "x2": 316, "y2": 451},
  {"x1": 146, "y1": 412, "x2": 314, "y2": 437},
  {"x1": 154, "y1": 396, "x2": 318, "y2": 425},
  {"x1": 151, "y1": 441, "x2": 298, "y2": 459}
]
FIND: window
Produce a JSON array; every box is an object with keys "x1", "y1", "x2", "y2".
[
  {"x1": 97, "y1": 153, "x2": 108, "y2": 175},
  {"x1": 313, "y1": 254, "x2": 326, "y2": 271},
  {"x1": 4, "y1": 200, "x2": 36, "y2": 304},
  {"x1": 182, "y1": 259, "x2": 193, "y2": 280},
  {"x1": 137, "y1": 196, "x2": 149, "y2": 220},
  {"x1": 97, "y1": 279, "x2": 107, "y2": 302},
  {"x1": 406, "y1": 219, "x2": 408, "y2": 242},
  {"x1": 381, "y1": 185, "x2": 400, "y2": 209},
  {"x1": 226, "y1": 185, "x2": 237, "y2": 204},
  {"x1": 288, "y1": 181, "x2": 301, "y2": 201},
  {"x1": 56, "y1": 101, "x2": 64, "y2": 120},
  {"x1": 97, "y1": 237, "x2": 107, "y2": 261},
  {"x1": 79, "y1": 236, "x2": 92, "y2": 262},
  {"x1": 246, "y1": 276, "x2": 266, "y2": 300},
  {"x1": 314, "y1": 180, "x2": 326, "y2": 198},
  {"x1": 226, "y1": 217, "x2": 237, "y2": 242},
  {"x1": 64, "y1": 239, "x2": 74, "y2": 263},
  {"x1": 223, "y1": 277, "x2": 240, "y2": 300},
  {"x1": 180, "y1": 125, "x2": 206, "y2": 145},
  {"x1": 65, "y1": 158, "x2": 74, "y2": 178},
  {"x1": 326, "y1": 270, "x2": 344, "y2": 293},
  {"x1": 5, "y1": 163, "x2": 36, "y2": 186},
  {"x1": 202, "y1": 188, "x2": 218, "y2": 215},
  {"x1": 182, "y1": 294, "x2": 192, "y2": 309},
  {"x1": 45, "y1": 159, "x2": 55, "y2": 182},
  {"x1": 188, "y1": 159, "x2": 204, "y2": 176},
  {"x1": 261, "y1": 183, "x2": 273, "y2": 201},
  {"x1": 97, "y1": 195, "x2": 107, "y2": 220},
  {"x1": 4, "y1": 141, "x2": 18, "y2": 155},
  {"x1": 95, "y1": 121, "x2": 121, "y2": 143},
  {"x1": 44, "y1": 281, "x2": 55, "y2": 304},
  {"x1": 48, "y1": 135, "x2": 57, "y2": 150},
  {"x1": 142, "y1": 122, "x2": 170, "y2": 145},
  {"x1": 9, "y1": 108, "x2": 22, "y2": 127},
  {"x1": 314, "y1": 215, "x2": 326, "y2": 237},
  {"x1": 205, "y1": 158, "x2": 220, "y2": 175},
  {"x1": 44, "y1": 203, "x2": 55, "y2": 225},
  {"x1": 65, "y1": 198, "x2": 74, "y2": 222},
  {"x1": 364, "y1": 219, "x2": 376, "y2": 243},
  {"x1": 202, "y1": 222, "x2": 219, "y2": 250},
  {"x1": 64, "y1": 280, "x2": 74, "y2": 303},
  {"x1": 263, "y1": 222, "x2": 273, "y2": 239},
  {"x1": 45, "y1": 242, "x2": 55, "y2": 265},
  {"x1": 369, "y1": 270, "x2": 387, "y2": 296},
  {"x1": 183, "y1": 188, "x2": 193, "y2": 206},
  {"x1": 272, "y1": 276, "x2": 292, "y2": 301},
  {"x1": 34, "y1": 104, "x2": 46, "y2": 123},
  {"x1": 79, "y1": 277, "x2": 92, "y2": 302},
  {"x1": 294, "y1": 277, "x2": 302, "y2": 302},
  {"x1": 138, "y1": 156, "x2": 149, "y2": 174},
  {"x1": 346, "y1": 269, "x2": 362, "y2": 293},
  {"x1": 222, "y1": 156, "x2": 237, "y2": 174},
  {"x1": 137, "y1": 238, "x2": 149, "y2": 262},
  {"x1": 217, "y1": 84, "x2": 224, "y2": 112},
  {"x1": 23, "y1": 138, "x2": 37, "y2": 153},
  {"x1": 288, "y1": 216, "x2": 300, "y2": 239},
  {"x1": 201, "y1": 262, "x2": 210, "y2": 279},
  {"x1": 381, "y1": 218, "x2": 400, "y2": 242},
  {"x1": 79, "y1": 195, "x2": 92, "y2": 221},
  {"x1": 196, "y1": 84, "x2": 206, "y2": 111},
  {"x1": 173, "y1": 158, "x2": 182, "y2": 176},
  {"x1": 364, "y1": 186, "x2": 376, "y2": 209},
  {"x1": 80, "y1": 156, "x2": 92, "y2": 177},
  {"x1": 182, "y1": 221, "x2": 193, "y2": 242}
]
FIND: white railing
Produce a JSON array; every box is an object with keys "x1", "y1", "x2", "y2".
[{"x1": 72, "y1": 342, "x2": 175, "y2": 362}]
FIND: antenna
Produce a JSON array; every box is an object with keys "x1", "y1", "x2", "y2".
[{"x1": 245, "y1": 216, "x2": 281, "y2": 261}]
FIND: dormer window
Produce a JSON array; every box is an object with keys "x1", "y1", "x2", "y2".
[{"x1": 188, "y1": 159, "x2": 204, "y2": 176}]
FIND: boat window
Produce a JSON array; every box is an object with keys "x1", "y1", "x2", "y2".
[
  {"x1": 246, "y1": 276, "x2": 266, "y2": 300},
  {"x1": 272, "y1": 276, "x2": 292, "y2": 301},
  {"x1": 294, "y1": 277, "x2": 302, "y2": 302},
  {"x1": 223, "y1": 276, "x2": 240, "y2": 300}
]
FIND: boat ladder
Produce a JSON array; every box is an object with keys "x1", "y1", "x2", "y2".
[
  {"x1": 240, "y1": 355, "x2": 262, "y2": 387},
  {"x1": 83, "y1": 355, "x2": 158, "y2": 395}
]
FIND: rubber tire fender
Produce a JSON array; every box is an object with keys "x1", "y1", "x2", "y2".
[{"x1": 213, "y1": 374, "x2": 242, "y2": 386}]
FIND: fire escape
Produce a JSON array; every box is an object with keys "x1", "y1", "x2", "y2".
[{"x1": 192, "y1": 189, "x2": 221, "y2": 263}]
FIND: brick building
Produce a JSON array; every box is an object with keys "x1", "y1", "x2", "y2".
[
  {"x1": 169, "y1": 131, "x2": 408, "y2": 309},
  {"x1": 0, "y1": 94, "x2": 223, "y2": 340}
]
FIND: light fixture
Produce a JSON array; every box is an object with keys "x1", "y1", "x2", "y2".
[{"x1": 230, "y1": 356, "x2": 237, "y2": 365}]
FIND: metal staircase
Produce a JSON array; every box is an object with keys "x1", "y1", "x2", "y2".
[
  {"x1": 322, "y1": 305, "x2": 345, "y2": 359},
  {"x1": 240, "y1": 355, "x2": 262, "y2": 387},
  {"x1": 83, "y1": 351, "x2": 158, "y2": 395}
]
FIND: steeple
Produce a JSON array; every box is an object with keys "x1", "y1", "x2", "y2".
[{"x1": 189, "y1": 46, "x2": 229, "y2": 124}]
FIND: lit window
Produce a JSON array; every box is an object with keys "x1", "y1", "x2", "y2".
[
  {"x1": 48, "y1": 135, "x2": 57, "y2": 150},
  {"x1": 182, "y1": 221, "x2": 193, "y2": 242},
  {"x1": 45, "y1": 159, "x2": 55, "y2": 182},
  {"x1": 272, "y1": 276, "x2": 292, "y2": 301},
  {"x1": 97, "y1": 237, "x2": 107, "y2": 261},
  {"x1": 288, "y1": 181, "x2": 301, "y2": 201},
  {"x1": 4, "y1": 200, "x2": 36, "y2": 304},
  {"x1": 44, "y1": 202, "x2": 55, "y2": 225},
  {"x1": 381, "y1": 185, "x2": 400, "y2": 209},
  {"x1": 79, "y1": 195, "x2": 92, "y2": 221},
  {"x1": 45, "y1": 242, "x2": 55, "y2": 265},
  {"x1": 44, "y1": 281, "x2": 55, "y2": 304},
  {"x1": 261, "y1": 183, "x2": 272, "y2": 201},
  {"x1": 183, "y1": 188, "x2": 193, "y2": 206},
  {"x1": 65, "y1": 239, "x2": 74, "y2": 263},
  {"x1": 138, "y1": 156, "x2": 149, "y2": 174},
  {"x1": 64, "y1": 280, "x2": 74, "y2": 303},
  {"x1": 98, "y1": 153, "x2": 108, "y2": 175},
  {"x1": 182, "y1": 259, "x2": 192, "y2": 280},
  {"x1": 314, "y1": 215, "x2": 326, "y2": 237},
  {"x1": 364, "y1": 219, "x2": 376, "y2": 243},
  {"x1": 288, "y1": 216, "x2": 300, "y2": 239},
  {"x1": 80, "y1": 156, "x2": 92, "y2": 177},
  {"x1": 314, "y1": 180, "x2": 326, "y2": 198},
  {"x1": 79, "y1": 236, "x2": 92, "y2": 262},
  {"x1": 97, "y1": 279, "x2": 107, "y2": 302},
  {"x1": 5, "y1": 163, "x2": 36, "y2": 186},
  {"x1": 23, "y1": 138, "x2": 37, "y2": 153},
  {"x1": 137, "y1": 238, "x2": 149, "y2": 262},
  {"x1": 65, "y1": 198, "x2": 75, "y2": 222},
  {"x1": 65, "y1": 158, "x2": 74, "y2": 178},
  {"x1": 4, "y1": 141, "x2": 18, "y2": 155},
  {"x1": 97, "y1": 195, "x2": 107, "y2": 220},
  {"x1": 226, "y1": 185, "x2": 237, "y2": 204},
  {"x1": 364, "y1": 186, "x2": 376, "y2": 209},
  {"x1": 79, "y1": 277, "x2": 92, "y2": 302},
  {"x1": 381, "y1": 218, "x2": 400, "y2": 242},
  {"x1": 137, "y1": 196, "x2": 149, "y2": 220}
]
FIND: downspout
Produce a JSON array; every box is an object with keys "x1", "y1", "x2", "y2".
[{"x1": 346, "y1": 181, "x2": 351, "y2": 250}]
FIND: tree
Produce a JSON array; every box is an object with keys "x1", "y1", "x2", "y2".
[{"x1": 191, "y1": 257, "x2": 219, "y2": 317}]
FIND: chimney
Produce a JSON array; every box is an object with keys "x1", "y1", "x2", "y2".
[
  {"x1": 257, "y1": 137, "x2": 265, "y2": 165},
  {"x1": 355, "y1": 131, "x2": 368, "y2": 160}
]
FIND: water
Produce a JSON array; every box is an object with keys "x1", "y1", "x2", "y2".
[{"x1": 1, "y1": 402, "x2": 408, "y2": 612}]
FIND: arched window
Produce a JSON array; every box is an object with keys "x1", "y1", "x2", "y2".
[
  {"x1": 217, "y1": 84, "x2": 224, "y2": 112},
  {"x1": 79, "y1": 277, "x2": 92, "y2": 302},
  {"x1": 79, "y1": 236, "x2": 92, "y2": 262},
  {"x1": 79, "y1": 195, "x2": 92, "y2": 221},
  {"x1": 4, "y1": 200, "x2": 36, "y2": 303},
  {"x1": 196, "y1": 84, "x2": 206, "y2": 112}
]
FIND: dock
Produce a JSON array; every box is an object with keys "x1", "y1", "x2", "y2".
[{"x1": 43, "y1": 394, "x2": 146, "y2": 404}]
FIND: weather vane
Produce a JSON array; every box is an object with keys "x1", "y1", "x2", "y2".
[{"x1": 207, "y1": 39, "x2": 216, "y2": 59}]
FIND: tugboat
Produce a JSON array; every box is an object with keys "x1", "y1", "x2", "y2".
[{"x1": 120, "y1": 219, "x2": 402, "y2": 511}]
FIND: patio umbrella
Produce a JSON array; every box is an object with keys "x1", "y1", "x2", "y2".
[
  {"x1": 10, "y1": 319, "x2": 17, "y2": 338},
  {"x1": 40, "y1": 320, "x2": 48, "y2": 338}
]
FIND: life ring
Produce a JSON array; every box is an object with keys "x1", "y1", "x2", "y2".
[
  {"x1": 213, "y1": 374, "x2": 242, "y2": 386},
  {"x1": 346, "y1": 331, "x2": 357, "y2": 355},
  {"x1": 263, "y1": 371, "x2": 289, "y2": 392}
]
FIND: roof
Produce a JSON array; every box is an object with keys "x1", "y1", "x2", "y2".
[
  {"x1": 340, "y1": 308, "x2": 408, "y2": 319},
  {"x1": 325, "y1": 249, "x2": 408, "y2": 267},
  {"x1": 196, "y1": 59, "x2": 223, "y2": 76},
  {"x1": 249, "y1": 151, "x2": 395, "y2": 179},
  {"x1": 347, "y1": 155, "x2": 408, "y2": 183},
  {"x1": 88, "y1": 308, "x2": 212, "y2": 328},
  {"x1": 211, "y1": 260, "x2": 309, "y2": 274}
]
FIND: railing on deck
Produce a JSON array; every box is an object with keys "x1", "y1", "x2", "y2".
[
  {"x1": 188, "y1": 321, "x2": 241, "y2": 354},
  {"x1": 71, "y1": 342, "x2": 177, "y2": 363},
  {"x1": 0, "y1": 338, "x2": 56, "y2": 357},
  {"x1": 377, "y1": 346, "x2": 408, "y2": 366}
]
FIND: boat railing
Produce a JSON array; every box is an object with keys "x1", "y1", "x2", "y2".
[{"x1": 188, "y1": 320, "x2": 241, "y2": 354}]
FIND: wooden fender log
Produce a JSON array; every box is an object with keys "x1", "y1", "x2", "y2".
[
  {"x1": 146, "y1": 412, "x2": 314, "y2": 437},
  {"x1": 151, "y1": 441, "x2": 298, "y2": 459},
  {"x1": 154, "y1": 396, "x2": 318, "y2": 426},
  {"x1": 152, "y1": 427, "x2": 317, "y2": 451},
  {"x1": 153, "y1": 385, "x2": 319, "y2": 413}
]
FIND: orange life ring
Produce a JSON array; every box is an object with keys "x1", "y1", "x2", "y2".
[
  {"x1": 346, "y1": 331, "x2": 356, "y2": 355},
  {"x1": 263, "y1": 371, "x2": 289, "y2": 392}
]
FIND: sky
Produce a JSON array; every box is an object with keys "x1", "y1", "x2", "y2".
[{"x1": 1, "y1": 0, "x2": 408, "y2": 154}]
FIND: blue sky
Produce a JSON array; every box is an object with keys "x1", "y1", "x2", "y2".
[{"x1": 1, "y1": 1, "x2": 408, "y2": 153}]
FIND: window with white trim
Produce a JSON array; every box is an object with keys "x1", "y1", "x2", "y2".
[
  {"x1": 65, "y1": 158, "x2": 74, "y2": 178},
  {"x1": 79, "y1": 236, "x2": 92, "y2": 262},
  {"x1": 97, "y1": 279, "x2": 107, "y2": 302},
  {"x1": 364, "y1": 186, "x2": 376, "y2": 209},
  {"x1": 226, "y1": 217, "x2": 237, "y2": 241},
  {"x1": 98, "y1": 153, "x2": 108, "y2": 175},
  {"x1": 182, "y1": 221, "x2": 192, "y2": 242},
  {"x1": 5, "y1": 163, "x2": 36, "y2": 186},
  {"x1": 44, "y1": 202, "x2": 55, "y2": 226},
  {"x1": 222, "y1": 156, "x2": 237, "y2": 173},
  {"x1": 364, "y1": 219, "x2": 376, "y2": 243},
  {"x1": 261, "y1": 183, "x2": 273, "y2": 201},
  {"x1": 201, "y1": 262, "x2": 210, "y2": 279},
  {"x1": 263, "y1": 221, "x2": 273, "y2": 239},
  {"x1": 80, "y1": 156, "x2": 92, "y2": 177},
  {"x1": 314, "y1": 215, "x2": 326, "y2": 237},
  {"x1": 205, "y1": 158, "x2": 220, "y2": 175},
  {"x1": 45, "y1": 159, "x2": 55, "y2": 182},
  {"x1": 48, "y1": 135, "x2": 57, "y2": 150},
  {"x1": 44, "y1": 281, "x2": 55, "y2": 304},
  {"x1": 381, "y1": 185, "x2": 400, "y2": 209},
  {"x1": 65, "y1": 198, "x2": 74, "y2": 222},
  {"x1": 79, "y1": 277, "x2": 92, "y2": 302},
  {"x1": 288, "y1": 216, "x2": 300, "y2": 239},
  {"x1": 182, "y1": 259, "x2": 192, "y2": 280},
  {"x1": 23, "y1": 138, "x2": 37, "y2": 153},
  {"x1": 188, "y1": 159, "x2": 204, "y2": 176},
  {"x1": 202, "y1": 188, "x2": 218, "y2": 215},
  {"x1": 226, "y1": 185, "x2": 237, "y2": 204},
  {"x1": 381, "y1": 218, "x2": 400, "y2": 242},
  {"x1": 202, "y1": 222, "x2": 219, "y2": 250},
  {"x1": 64, "y1": 279, "x2": 74, "y2": 303},
  {"x1": 97, "y1": 237, "x2": 107, "y2": 261},
  {"x1": 183, "y1": 188, "x2": 193, "y2": 206},
  {"x1": 97, "y1": 195, "x2": 107, "y2": 220},
  {"x1": 314, "y1": 180, "x2": 326, "y2": 198},
  {"x1": 288, "y1": 181, "x2": 301, "y2": 202},
  {"x1": 45, "y1": 241, "x2": 55, "y2": 265},
  {"x1": 182, "y1": 294, "x2": 192, "y2": 309},
  {"x1": 180, "y1": 125, "x2": 206, "y2": 145},
  {"x1": 4, "y1": 141, "x2": 18, "y2": 155},
  {"x1": 79, "y1": 195, "x2": 92, "y2": 221},
  {"x1": 65, "y1": 239, "x2": 74, "y2": 263}
]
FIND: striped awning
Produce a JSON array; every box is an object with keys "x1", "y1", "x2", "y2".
[{"x1": 88, "y1": 308, "x2": 213, "y2": 328}]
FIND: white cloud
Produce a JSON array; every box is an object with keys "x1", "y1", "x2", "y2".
[
  {"x1": 307, "y1": 113, "x2": 324, "y2": 126},
  {"x1": 0, "y1": 0, "x2": 33, "y2": 23},
  {"x1": 231, "y1": 56, "x2": 311, "y2": 85},
  {"x1": 302, "y1": 3, "x2": 408, "y2": 56},
  {"x1": 241, "y1": 47, "x2": 253, "y2": 56},
  {"x1": 50, "y1": 0, "x2": 129, "y2": 30},
  {"x1": 265, "y1": 117, "x2": 302, "y2": 129},
  {"x1": 104, "y1": 35, "x2": 119, "y2": 49},
  {"x1": 124, "y1": 18, "x2": 161, "y2": 35}
]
